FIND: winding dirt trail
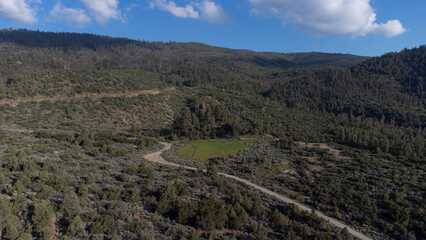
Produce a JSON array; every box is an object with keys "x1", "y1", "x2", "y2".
[
  {"x1": 0, "y1": 89, "x2": 160, "y2": 107},
  {"x1": 144, "y1": 142, "x2": 373, "y2": 240}
]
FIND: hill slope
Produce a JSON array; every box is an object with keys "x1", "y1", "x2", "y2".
[
  {"x1": 0, "y1": 29, "x2": 424, "y2": 240},
  {"x1": 0, "y1": 29, "x2": 368, "y2": 68}
]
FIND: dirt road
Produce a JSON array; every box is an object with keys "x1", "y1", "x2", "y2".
[
  {"x1": 144, "y1": 142, "x2": 373, "y2": 240},
  {"x1": 0, "y1": 89, "x2": 160, "y2": 107}
]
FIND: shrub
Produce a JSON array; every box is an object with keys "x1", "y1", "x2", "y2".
[
  {"x1": 61, "y1": 189, "x2": 81, "y2": 221},
  {"x1": 67, "y1": 216, "x2": 86, "y2": 236},
  {"x1": 32, "y1": 201, "x2": 54, "y2": 232}
]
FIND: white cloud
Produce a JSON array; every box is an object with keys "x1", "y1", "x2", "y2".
[
  {"x1": 0, "y1": 0, "x2": 37, "y2": 24},
  {"x1": 50, "y1": 3, "x2": 91, "y2": 28},
  {"x1": 150, "y1": 0, "x2": 199, "y2": 19},
  {"x1": 150, "y1": 0, "x2": 227, "y2": 22},
  {"x1": 197, "y1": 0, "x2": 227, "y2": 23},
  {"x1": 248, "y1": 0, "x2": 406, "y2": 37},
  {"x1": 80, "y1": 0, "x2": 123, "y2": 24},
  {"x1": 365, "y1": 20, "x2": 406, "y2": 38}
]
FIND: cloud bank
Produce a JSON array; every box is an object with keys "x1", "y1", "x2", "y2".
[
  {"x1": 0, "y1": 0, "x2": 405, "y2": 37},
  {"x1": 0, "y1": 0, "x2": 37, "y2": 24},
  {"x1": 248, "y1": 0, "x2": 406, "y2": 37},
  {"x1": 50, "y1": 3, "x2": 91, "y2": 28},
  {"x1": 150, "y1": 0, "x2": 227, "y2": 23},
  {"x1": 80, "y1": 0, "x2": 123, "y2": 24}
]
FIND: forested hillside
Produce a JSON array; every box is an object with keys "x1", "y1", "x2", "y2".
[{"x1": 0, "y1": 29, "x2": 424, "y2": 240}]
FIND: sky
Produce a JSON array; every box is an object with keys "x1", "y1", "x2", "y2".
[{"x1": 0, "y1": 0, "x2": 424, "y2": 56}]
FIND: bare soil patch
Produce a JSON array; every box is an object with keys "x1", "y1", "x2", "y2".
[{"x1": 297, "y1": 142, "x2": 345, "y2": 158}]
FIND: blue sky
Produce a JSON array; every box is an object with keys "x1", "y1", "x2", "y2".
[{"x1": 0, "y1": 0, "x2": 424, "y2": 56}]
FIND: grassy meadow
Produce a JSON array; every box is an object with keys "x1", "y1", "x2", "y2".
[{"x1": 177, "y1": 138, "x2": 260, "y2": 161}]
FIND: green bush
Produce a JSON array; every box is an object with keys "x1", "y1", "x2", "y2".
[
  {"x1": 67, "y1": 216, "x2": 85, "y2": 236},
  {"x1": 32, "y1": 201, "x2": 54, "y2": 232},
  {"x1": 61, "y1": 189, "x2": 81, "y2": 221}
]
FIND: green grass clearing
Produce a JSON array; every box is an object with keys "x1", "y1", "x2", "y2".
[{"x1": 177, "y1": 138, "x2": 259, "y2": 161}]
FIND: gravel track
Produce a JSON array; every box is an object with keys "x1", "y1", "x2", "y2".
[{"x1": 144, "y1": 142, "x2": 373, "y2": 240}]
